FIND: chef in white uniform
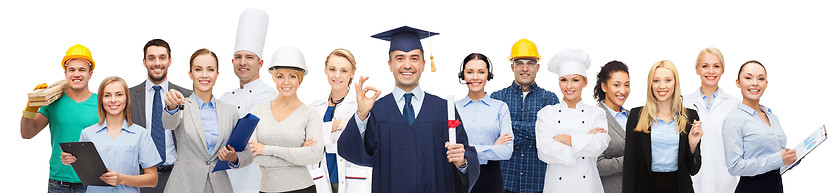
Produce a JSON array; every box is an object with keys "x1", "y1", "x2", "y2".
[
  {"x1": 683, "y1": 47, "x2": 739, "y2": 193},
  {"x1": 219, "y1": 8, "x2": 278, "y2": 193},
  {"x1": 535, "y1": 49, "x2": 610, "y2": 193}
]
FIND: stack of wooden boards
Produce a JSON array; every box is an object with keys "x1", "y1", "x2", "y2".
[{"x1": 28, "y1": 80, "x2": 68, "y2": 106}]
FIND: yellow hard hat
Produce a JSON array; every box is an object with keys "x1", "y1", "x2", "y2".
[
  {"x1": 508, "y1": 38, "x2": 541, "y2": 61},
  {"x1": 61, "y1": 44, "x2": 95, "y2": 71}
]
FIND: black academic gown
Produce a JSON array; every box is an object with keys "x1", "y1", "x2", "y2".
[{"x1": 338, "y1": 93, "x2": 480, "y2": 193}]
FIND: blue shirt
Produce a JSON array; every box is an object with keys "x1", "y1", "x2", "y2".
[
  {"x1": 601, "y1": 101, "x2": 628, "y2": 130},
  {"x1": 194, "y1": 95, "x2": 220, "y2": 157},
  {"x1": 490, "y1": 82, "x2": 559, "y2": 193},
  {"x1": 165, "y1": 96, "x2": 239, "y2": 168},
  {"x1": 79, "y1": 120, "x2": 162, "y2": 193},
  {"x1": 722, "y1": 103, "x2": 786, "y2": 176},
  {"x1": 650, "y1": 115, "x2": 680, "y2": 172},
  {"x1": 701, "y1": 88, "x2": 720, "y2": 111},
  {"x1": 455, "y1": 95, "x2": 514, "y2": 164}
]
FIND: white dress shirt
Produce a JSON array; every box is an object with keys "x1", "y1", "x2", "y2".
[{"x1": 145, "y1": 79, "x2": 177, "y2": 165}]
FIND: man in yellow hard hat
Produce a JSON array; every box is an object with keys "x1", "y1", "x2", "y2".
[
  {"x1": 490, "y1": 39, "x2": 559, "y2": 193},
  {"x1": 21, "y1": 44, "x2": 99, "y2": 193}
]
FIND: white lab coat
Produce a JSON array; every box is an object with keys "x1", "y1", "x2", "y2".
[
  {"x1": 536, "y1": 101, "x2": 610, "y2": 193},
  {"x1": 683, "y1": 88, "x2": 739, "y2": 193},
  {"x1": 219, "y1": 79, "x2": 278, "y2": 193},
  {"x1": 308, "y1": 90, "x2": 373, "y2": 193}
]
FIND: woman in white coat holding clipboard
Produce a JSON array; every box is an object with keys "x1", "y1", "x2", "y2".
[
  {"x1": 536, "y1": 49, "x2": 610, "y2": 193},
  {"x1": 307, "y1": 49, "x2": 373, "y2": 193}
]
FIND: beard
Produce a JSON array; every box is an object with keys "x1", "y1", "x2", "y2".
[{"x1": 149, "y1": 71, "x2": 167, "y2": 82}]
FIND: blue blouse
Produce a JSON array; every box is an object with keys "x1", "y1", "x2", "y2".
[
  {"x1": 195, "y1": 96, "x2": 219, "y2": 157},
  {"x1": 601, "y1": 101, "x2": 628, "y2": 130},
  {"x1": 722, "y1": 103, "x2": 786, "y2": 176},
  {"x1": 79, "y1": 120, "x2": 162, "y2": 193},
  {"x1": 650, "y1": 116, "x2": 679, "y2": 172},
  {"x1": 455, "y1": 95, "x2": 514, "y2": 164}
]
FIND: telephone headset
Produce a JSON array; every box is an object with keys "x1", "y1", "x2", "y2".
[{"x1": 458, "y1": 53, "x2": 494, "y2": 84}]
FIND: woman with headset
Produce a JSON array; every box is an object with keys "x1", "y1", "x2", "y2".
[{"x1": 455, "y1": 53, "x2": 514, "y2": 193}]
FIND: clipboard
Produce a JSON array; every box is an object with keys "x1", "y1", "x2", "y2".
[
  {"x1": 781, "y1": 124, "x2": 828, "y2": 175},
  {"x1": 59, "y1": 142, "x2": 113, "y2": 186},
  {"x1": 213, "y1": 113, "x2": 260, "y2": 172}
]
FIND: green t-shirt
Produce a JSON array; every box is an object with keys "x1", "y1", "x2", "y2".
[{"x1": 38, "y1": 93, "x2": 98, "y2": 183}]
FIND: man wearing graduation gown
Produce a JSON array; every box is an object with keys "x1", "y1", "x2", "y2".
[{"x1": 337, "y1": 26, "x2": 480, "y2": 193}]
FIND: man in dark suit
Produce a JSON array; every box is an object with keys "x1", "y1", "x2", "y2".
[{"x1": 129, "y1": 39, "x2": 192, "y2": 193}]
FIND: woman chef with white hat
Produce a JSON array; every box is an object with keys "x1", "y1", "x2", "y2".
[{"x1": 535, "y1": 49, "x2": 610, "y2": 193}]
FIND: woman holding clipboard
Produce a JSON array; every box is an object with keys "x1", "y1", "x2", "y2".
[
  {"x1": 60, "y1": 76, "x2": 162, "y2": 192},
  {"x1": 722, "y1": 61, "x2": 796, "y2": 193}
]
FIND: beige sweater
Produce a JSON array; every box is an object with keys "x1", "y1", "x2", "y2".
[{"x1": 250, "y1": 103, "x2": 324, "y2": 192}]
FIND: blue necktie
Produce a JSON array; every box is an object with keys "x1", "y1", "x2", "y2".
[
  {"x1": 151, "y1": 85, "x2": 166, "y2": 164},
  {"x1": 403, "y1": 93, "x2": 415, "y2": 125}
]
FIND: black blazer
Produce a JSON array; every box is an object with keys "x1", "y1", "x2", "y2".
[{"x1": 623, "y1": 107, "x2": 701, "y2": 193}]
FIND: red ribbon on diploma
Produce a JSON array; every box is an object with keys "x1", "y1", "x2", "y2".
[{"x1": 448, "y1": 119, "x2": 462, "y2": 128}]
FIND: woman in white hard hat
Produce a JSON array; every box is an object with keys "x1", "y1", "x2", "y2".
[
  {"x1": 161, "y1": 48, "x2": 253, "y2": 193},
  {"x1": 682, "y1": 48, "x2": 740, "y2": 193},
  {"x1": 307, "y1": 48, "x2": 373, "y2": 193},
  {"x1": 624, "y1": 60, "x2": 702, "y2": 193},
  {"x1": 455, "y1": 53, "x2": 514, "y2": 193},
  {"x1": 593, "y1": 60, "x2": 630, "y2": 193},
  {"x1": 535, "y1": 49, "x2": 610, "y2": 193},
  {"x1": 722, "y1": 61, "x2": 794, "y2": 193},
  {"x1": 248, "y1": 46, "x2": 324, "y2": 193}
]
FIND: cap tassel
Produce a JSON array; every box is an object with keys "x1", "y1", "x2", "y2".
[
  {"x1": 429, "y1": 31, "x2": 436, "y2": 72},
  {"x1": 430, "y1": 55, "x2": 436, "y2": 72}
]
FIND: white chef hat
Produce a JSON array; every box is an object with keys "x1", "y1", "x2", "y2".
[
  {"x1": 234, "y1": 8, "x2": 269, "y2": 59},
  {"x1": 548, "y1": 49, "x2": 591, "y2": 78}
]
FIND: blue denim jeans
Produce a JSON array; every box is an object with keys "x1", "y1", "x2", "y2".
[{"x1": 48, "y1": 179, "x2": 87, "y2": 193}]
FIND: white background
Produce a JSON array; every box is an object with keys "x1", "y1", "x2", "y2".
[{"x1": 2, "y1": 0, "x2": 837, "y2": 192}]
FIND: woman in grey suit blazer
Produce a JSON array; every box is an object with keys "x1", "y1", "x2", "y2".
[
  {"x1": 593, "y1": 61, "x2": 630, "y2": 193},
  {"x1": 162, "y1": 49, "x2": 253, "y2": 193}
]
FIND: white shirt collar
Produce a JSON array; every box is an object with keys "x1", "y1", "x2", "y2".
[
  {"x1": 392, "y1": 85, "x2": 425, "y2": 104},
  {"x1": 145, "y1": 79, "x2": 170, "y2": 93}
]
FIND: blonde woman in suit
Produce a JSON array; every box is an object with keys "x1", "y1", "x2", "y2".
[
  {"x1": 593, "y1": 60, "x2": 630, "y2": 193},
  {"x1": 162, "y1": 48, "x2": 253, "y2": 193},
  {"x1": 624, "y1": 60, "x2": 703, "y2": 193}
]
